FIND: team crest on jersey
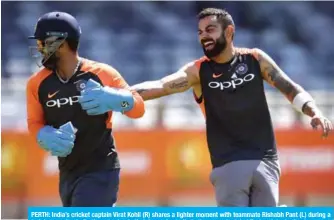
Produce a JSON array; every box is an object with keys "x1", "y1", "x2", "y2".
[
  {"x1": 74, "y1": 79, "x2": 87, "y2": 92},
  {"x1": 235, "y1": 63, "x2": 248, "y2": 75}
]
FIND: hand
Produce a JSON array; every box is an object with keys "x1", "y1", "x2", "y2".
[
  {"x1": 310, "y1": 114, "x2": 333, "y2": 138},
  {"x1": 37, "y1": 125, "x2": 75, "y2": 157},
  {"x1": 51, "y1": 121, "x2": 77, "y2": 157},
  {"x1": 78, "y1": 79, "x2": 134, "y2": 115}
]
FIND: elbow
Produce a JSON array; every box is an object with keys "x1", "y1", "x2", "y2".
[
  {"x1": 125, "y1": 105, "x2": 145, "y2": 119},
  {"x1": 27, "y1": 121, "x2": 44, "y2": 142},
  {"x1": 136, "y1": 101, "x2": 146, "y2": 118},
  {"x1": 27, "y1": 121, "x2": 35, "y2": 137},
  {"x1": 27, "y1": 117, "x2": 45, "y2": 134},
  {"x1": 126, "y1": 107, "x2": 145, "y2": 119},
  {"x1": 125, "y1": 96, "x2": 146, "y2": 119}
]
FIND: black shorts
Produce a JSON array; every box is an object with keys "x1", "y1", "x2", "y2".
[{"x1": 59, "y1": 169, "x2": 120, "y2": 207}]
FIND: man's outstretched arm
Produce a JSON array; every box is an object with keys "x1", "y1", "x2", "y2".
[
  {"x1": 131, "y1": 62, "x2": 200, "y2": 101},
  {"x1": 254, "y1": 48, "x2": 333, "y2": 137}
]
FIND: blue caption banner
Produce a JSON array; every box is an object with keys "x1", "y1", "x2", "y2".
[{"x1": 28, "y1": 207, "x2": 334, "y2": 220}]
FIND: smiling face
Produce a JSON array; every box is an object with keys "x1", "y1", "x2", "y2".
[
  {"x1": 198, "y1": 15, "x2": 227, "y2": 58},
  {"x1": 197, "y1": 8, "x2": 235, "y2": 59}
]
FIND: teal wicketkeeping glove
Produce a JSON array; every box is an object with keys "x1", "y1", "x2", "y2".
[
  {"x1": 37, "y1": 122, "x2": 76, "y2": 157},
  {"x1": 78, "y1": 79, "x2": 134, "y2": 115}
]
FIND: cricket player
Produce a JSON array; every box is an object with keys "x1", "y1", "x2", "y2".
[
  {"x1": 131, "y1": 8, "x2": 333, "y2": 206},
  {"x1": 26, "y1": 11, "x2": 145, "y2": 207}
]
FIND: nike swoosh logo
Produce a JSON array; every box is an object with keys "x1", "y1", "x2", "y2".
[
  {"x1": 213, "y1": 73, "x2": 223, "y2": 78},
  {"x1": 48, "y1": 90, "x2": 60, "y2": 98}
]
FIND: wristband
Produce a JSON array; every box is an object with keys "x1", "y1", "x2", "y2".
[{"x1": 292, "y1": 92, "x2": 314, "y2": 112}]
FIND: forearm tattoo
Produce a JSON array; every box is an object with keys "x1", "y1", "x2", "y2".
[
  {"x1": 257, "y1": 51, "x2": 303, "y2": 101},
  {"x1": 136, "y1": 89, "x2": 147, "y2": 95},
  {"x1": 168, "y1": 80, "x2": 189, "y2": 90}
]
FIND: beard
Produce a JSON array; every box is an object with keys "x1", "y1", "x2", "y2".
[
  {"x1": 42, "y1": 53, "x2": 59, "y2": 70},
  {"x1": 202, "y1": 34, "x2": 227, "y2": 58}
]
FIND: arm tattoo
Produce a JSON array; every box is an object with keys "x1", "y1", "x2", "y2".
[
  {"x1": 256, "y1": 49, "x2": 323, "y2": 118},
  {"x1": 266, "y1": 69, "x2": 295, "y2": 95},
  {"x1": 257, "y1": 50, "x2": 302, "y2": 101},
  {"x1": 136, "y1": 89, "x2": 147, "y2": 95},
  {"x1": 130, "y1": 80, "x2": 165, "y2": 100},
  {"x1": 131, "y1": 77, "x2": 190, "y2": 101},
  {"x1": 131, "y1": 67, "x2": 195, "y2": 100},
  {"x1": 168, "y1": 80, "x2": 189, "y2": 90}
]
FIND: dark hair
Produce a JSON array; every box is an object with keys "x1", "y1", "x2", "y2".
[
  {"x1": 66, "y1": 38, "x2": 79, "y2": 52},
  {"x1": 197, "y1": 8, "x2": 235, "y2": 30}
]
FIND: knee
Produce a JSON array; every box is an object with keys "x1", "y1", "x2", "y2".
[
  {"x1": 215, "y1": 189, "x2": 250, "y2": 207},
  {"x1": 250, "y1": 189, "x2": 278, "y2": 207}
]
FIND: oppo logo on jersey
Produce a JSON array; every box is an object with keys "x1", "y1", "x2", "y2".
[
  {"x1": 46, "y1": 96, "x2": 80, "y2": 108},
  {"x1": 208, "y1": 73, "x2": 255, "y2": 90}
]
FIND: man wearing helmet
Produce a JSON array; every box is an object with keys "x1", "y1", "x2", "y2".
[{"x1": 26, "y1": 11, "x2": 145, "y2": 207}]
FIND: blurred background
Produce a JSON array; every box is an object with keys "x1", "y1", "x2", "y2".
[{"x1": 1, "y1": 1, "x2": 334, "y2": 218}]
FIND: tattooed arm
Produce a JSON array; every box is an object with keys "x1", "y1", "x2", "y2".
[
  {"x1": 255, "y1": 48, "x2": 318, "y2": 115},
  {"x1": 254, "y1": 48, "x2": 333, "y2": 137},
  {"x1": 131, "y1": 62, "x2": 200, "y2": 101}
]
